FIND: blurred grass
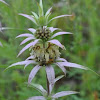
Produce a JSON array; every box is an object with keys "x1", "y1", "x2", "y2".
[{"x1": 0, "y1": 0, "x2": 100, "y2": 100}]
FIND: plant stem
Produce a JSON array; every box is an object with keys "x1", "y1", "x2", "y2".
[
  {"x1": 46, "y1": 74, "x2": 50, "y2": 96},
  {"x1": 42, "y1": 26, "x2": 50, "y2": 96}
]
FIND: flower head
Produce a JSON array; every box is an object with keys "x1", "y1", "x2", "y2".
[{"x1": 31, "y1": 42, "x2": 60, "y2": 65}]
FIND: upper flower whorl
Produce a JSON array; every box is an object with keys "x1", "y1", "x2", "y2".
[{"x1": 35, "y1": 27, "x2": 51, "y2": 40}]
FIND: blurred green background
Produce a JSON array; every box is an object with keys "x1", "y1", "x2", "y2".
[{"x1": 0, "y1": 0, "x2": 100, "y2": 100}]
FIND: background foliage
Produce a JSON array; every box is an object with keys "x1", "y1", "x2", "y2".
[{"x1": 0, "y1": 0, "x2": 100, "y2": 100}]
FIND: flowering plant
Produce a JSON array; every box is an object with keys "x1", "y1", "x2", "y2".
[{"x1": 1, "y1": 0, "x2": 91, "y2": 100}]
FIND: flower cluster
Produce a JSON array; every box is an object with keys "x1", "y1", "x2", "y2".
[
  {"x1": 4, "y1": 0, "x2": 88, "y2": 99},
  {"x1": 32, "y1": 42, "x2": 61, "y2": 65}
]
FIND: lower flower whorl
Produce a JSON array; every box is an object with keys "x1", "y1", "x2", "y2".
[{"x1": 31, "y1": 43, "x2": 61, "y2": 65}]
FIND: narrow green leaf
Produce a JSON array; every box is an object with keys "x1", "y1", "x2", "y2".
[
  {"x1": 26, "y1": 83, "x2": 47, "y2": 96},
  {"x1": 32, "y1": 12, "x2": 39, "y2": 19},
  {"x1": 55, "y1": 75, "x2": 64, "y2": 83},
  {"x1": 38, "y1": 0, "x2": 44, "y2": 16}
]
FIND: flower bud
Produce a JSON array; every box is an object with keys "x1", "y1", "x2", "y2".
[{"x1": 35, "y1": 28, "x2": 51, "y2": 40}]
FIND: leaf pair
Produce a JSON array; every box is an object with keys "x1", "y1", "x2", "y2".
[{"x1": 27, "y1": 83, "x2": 78, "y2": 100}]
